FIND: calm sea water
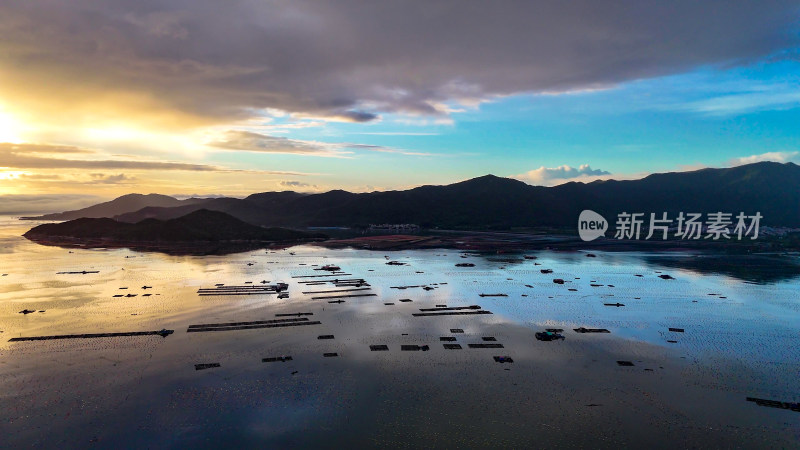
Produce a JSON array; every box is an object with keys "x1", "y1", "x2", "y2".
[{"x1": 1, "y1": 216, "x2": 798, "y2": 448}]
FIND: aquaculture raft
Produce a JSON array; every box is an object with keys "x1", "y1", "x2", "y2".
[
  {"x1": 9, "y1": 329, "x2": 174, "y2": 342},
  {"x1": 413, "y1": 310, "x2": 493, "y2": 317},
  {"x1": 197, "y1": 284, "x2": 286, "y2": 296},
  {"x1": 186, "y1": 318, "x2": 321, "y2": 332}
]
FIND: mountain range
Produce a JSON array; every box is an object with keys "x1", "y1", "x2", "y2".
[{"x1": 22, "y1": 162, "x2": 800, "y2": 229}]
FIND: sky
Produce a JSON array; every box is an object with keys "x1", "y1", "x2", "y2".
[{"x1": 0, "y1": 0, "x2": 799, "y2": 213}]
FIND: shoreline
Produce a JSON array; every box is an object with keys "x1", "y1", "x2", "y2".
[
  {"x1": 315, "y1": 232, "x2": 791, "y2": 253},
  {"x1": 22, "y1": 235, "x2": 327, "y2": 255}
]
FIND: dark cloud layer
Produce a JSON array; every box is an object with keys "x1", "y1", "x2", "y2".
[{"x1": 1, "y1": 1, "x2": 797, "y2": 123}]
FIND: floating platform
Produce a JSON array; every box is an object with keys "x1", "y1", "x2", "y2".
[
  {"x1": 10, "y1": 329, "x2": 174, "y2": 342},
  {"x1": 468, "y1": 343, "x2": 504, "y2": 349},
  {"x1": 413, "y1": 310, "x2": 493, "y2": 317},
  {"x1": 439, "y1": 336, "x2": 457, "y2": 341},
  {"x1": 197, "y1": 285, "x2": 280, "y2": 296},
  {"x1": 312, "y1": 293, "x2": 377, "y2": 300},
  {"x1": 298, "y1": 278, "x2": 365, "y2": 285},
  {"x1": 401, "y1": 345, "x2": 430, "y2": 351},
  {"x1": 292, "y1": 273, "x2": 351, "y2": 278},
  {"x1": 419, "y1": 305, "x2": 481, "y2": 312},
  {"x1": 443, "y1": 344, "x2": 463, "y2": 350},
  {"x1": 263, "y1": 356, "x2": 292, "y2": 362},
  {"x1": 574, "y1": 327, "x2": 611, "y2": 333},
  {"x1": 187, "y1": 318, "x2": 320, "y2": 333},
  {"x1": 450, "y1": 328, "x2": 465, "y2": 333},
  {"x1": 302, "y1": 287, "x2": 372, "y2": 294},
  {"x1": 370, "y1": 344, "x2": 389, "y2": 351}
]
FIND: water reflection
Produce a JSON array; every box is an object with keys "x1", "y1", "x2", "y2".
[
  {"x1": 641, "y1": 253, "x2": 800, "y2": 283},
  {"x1": 1, "y1": 217, "x2": 799, "y2": 447}
]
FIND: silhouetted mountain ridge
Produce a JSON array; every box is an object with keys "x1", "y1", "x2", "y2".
[
  {"x1": 24, "y1": 209, "x2": 325, "y2": 243},
  {"x1": 24, "y1": 162, "x2": 800, "y2": 229},
  {"x1": 22, "y1": 193, "x2": 206, "y2": 221}
]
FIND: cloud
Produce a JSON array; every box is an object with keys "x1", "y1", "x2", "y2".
[
  {"x1": 0, "y1": 194, "x2": 105, "y2": 215},
  {"x1": 0, "y1": 1, "x2": 795, "y2": 126},
  {"x1": 334, "y1": 111, "x2": 379, "y2": 123},
  {"x1": 0, "y1": 142, "x2": 309, "y2": 173},
  {"x1": 279, "y1": 181, "x2": 311, "y2": 187},
  {"x1": 0, "y1": 143, "x2": 227, "y2": 171},
  {"x1": 675, "y1": 90, "x2": 800, "y2": 116},
  {"x1": 89, "y1": 173, "x2": 134, "y2": 184},
  {"x1": 355, "y1": 132, "x2": 439, "y2": 136},
  {"x1": 3, "y1": 143, "x2": 93, "y2": 155},
  {"x1": 171, "y1": 193, "x2": 236, "y2": 199},
  {"x1": 343, "y1": 143, "x2": 432, "y2": 156},
  {"x1": 512, "y1": 164, "x2": 611, "y2": 186},
  {"x1": 207, "y1": 130, "x2": 349, "y2": 157},
  {"x1": 729, "y1": 151, "x2": 799, "y2": 166},
  {"x1": 208, "y1": 130, "x2": 429, "y2": 157},
  {"x1": 15, "y1": 173, "x2": 63, "y2": 181},
  {"x1": 278, "y1": 180, "x2": 320, "y2": 192}
]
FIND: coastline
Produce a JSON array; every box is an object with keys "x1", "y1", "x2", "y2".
[{"x1": 22, "y1": 235, "x2": 327, "y2": 255}]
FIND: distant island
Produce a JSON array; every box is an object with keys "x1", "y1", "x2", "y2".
[{"x1": 23, "y1": 209, "x2": 326, "y2": 254}]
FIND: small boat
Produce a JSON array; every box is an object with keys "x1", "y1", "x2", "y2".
[{"x1": 535, "y1": 331, "x2": 565, "y2": 341}]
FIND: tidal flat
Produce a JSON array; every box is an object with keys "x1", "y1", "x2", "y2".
[{"x1": 1, "y1": 217, "x2": 798, "y2": 448}]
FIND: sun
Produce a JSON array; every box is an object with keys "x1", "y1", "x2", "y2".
[{"x1": 0, "y1": 108, "x2": 24, "y2": 144}]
